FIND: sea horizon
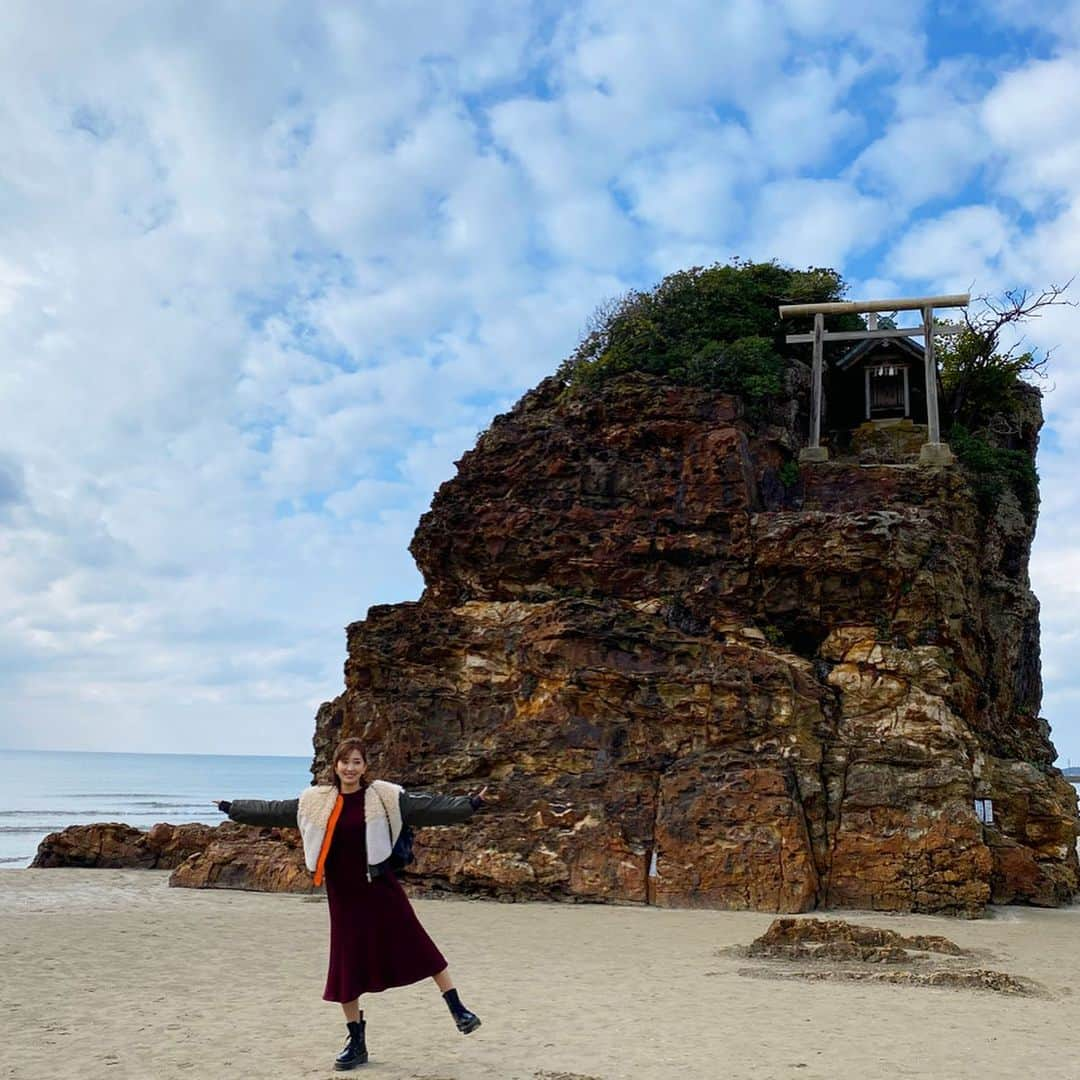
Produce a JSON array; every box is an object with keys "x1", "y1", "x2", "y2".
[
  {"x1": 0, "y1": 747, "x2": 313, "y2": 868},
  {"x1": 0, "y1": 746, "x2": 312, "y2": 758}
]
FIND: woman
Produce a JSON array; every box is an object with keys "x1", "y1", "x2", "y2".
[{"x1": 215, "y1": 736, "x2": 496, "y2": 1071}]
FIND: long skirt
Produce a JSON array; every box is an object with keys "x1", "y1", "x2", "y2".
[{"x1": 322, "y1": 789, "x2": 447, "y2": 1002}]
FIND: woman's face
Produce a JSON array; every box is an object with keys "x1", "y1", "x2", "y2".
[{"x1": 335, "y1": 749, "x2": 366, "y2": 785}]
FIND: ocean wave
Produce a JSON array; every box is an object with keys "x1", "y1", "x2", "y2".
[
  {"x1": 0, "y1": 804, "x2": 207, "y2": 816},
  {"x1": 0, "y1": 856, "x2": 29, "y2": 863},
  {"x1": 126, "y1": 801, "x2": 207, "y2": 809},
  {"x1": 67, "y1": 793, "x2": 183, "y2": 798},
  {"x1": 0, "y1": 816, "x2": 217, "y2": 832},
  {"x1": 0, "y1": 826, "x2": 77, "y2": 834}
]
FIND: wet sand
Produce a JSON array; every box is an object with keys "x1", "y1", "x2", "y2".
[{"x1": 1, "y1": 869, "x2": 1078, "y2": 1080}]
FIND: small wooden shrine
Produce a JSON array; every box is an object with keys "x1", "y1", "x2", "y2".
[{"x1": 828, "y1": 334, "x2": 930, "y2": 430}]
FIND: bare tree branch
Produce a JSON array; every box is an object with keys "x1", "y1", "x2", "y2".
[{"x1": 944, "y1": 280, "x2": 1074, "y2": 432}]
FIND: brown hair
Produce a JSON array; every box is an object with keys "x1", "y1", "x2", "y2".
[{"x1": 329, "y1": 737, "x2": 367, "y2": 789}]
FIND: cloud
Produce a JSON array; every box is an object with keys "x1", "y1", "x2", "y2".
[
  {"x1": 982, "y1": 53, "x2": 1080, "y2": 204},
  {"x1": 0, "y1": 456, "x2": 25, "y2": 513},
  {"x1": 852, "y1": 75, "x2": 988, "y2": 209},
  {"x1": 0, "y1": 2, "x2": 1079, "y2": 765},
  {"x1": 886, "y1": 205, "x2": 1015, "y2": 288},
  {"x1": 622, "y1": 127, "x2": 755, "y2": 243},
  {"x1": 749, "y1": 180, "x2": 889, "y2": 269},
  {"x1": 986, "y1": 0, "x2": 1080, "y2": 38}
]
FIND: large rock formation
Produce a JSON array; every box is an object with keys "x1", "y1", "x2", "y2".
[{"x1": 309, "y1": 370, "x2": 1077, "y2": 915}]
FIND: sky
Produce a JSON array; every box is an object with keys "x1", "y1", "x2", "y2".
[{"x1": 1, "y1": 1, "x2": 1079, "y2": 762}]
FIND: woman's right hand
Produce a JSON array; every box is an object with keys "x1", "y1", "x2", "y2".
[{"x1": 470, "y1": 786, "x2": 498, "y2": 808}]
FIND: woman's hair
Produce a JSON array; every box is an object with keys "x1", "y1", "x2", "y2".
[{"x1": 329, "y1": 737, "x2": 367, "y2": 789}]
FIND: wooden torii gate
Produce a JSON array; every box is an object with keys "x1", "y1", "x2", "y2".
[{"x1": 778, "y1": 293, "x2": 970, "y2": 466}]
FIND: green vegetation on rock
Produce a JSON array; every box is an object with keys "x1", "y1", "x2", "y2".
[
  {"x1": 936, "y1": 285, "x2": 1070, "y2": 515},
  {"x1": 778, "y1": 460, "x2": 800, "y2": 488},
  {"x1": 940, "y1": 327, "x2": 1038, "y2": 433},
  {"x1": 556, "y1": 259, "x2": 853, "y2": 410},
  {"x1": 947, "y1": 424, "x2": 1039, "y2": 515}
]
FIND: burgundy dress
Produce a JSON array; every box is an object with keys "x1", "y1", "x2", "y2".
[{"x1": 322, "y1": 785, "x2": 447, "y2": 1002}]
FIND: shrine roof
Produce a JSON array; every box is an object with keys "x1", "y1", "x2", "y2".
[{"x1": 835, "y1": 334, "x2": 926, "y2": 371}]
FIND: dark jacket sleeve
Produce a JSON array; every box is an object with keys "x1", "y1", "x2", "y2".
[
  {"x1": 226, "y1": 798, "x2": 299, "y2": 828},
  {"x1": 399, "y1": 790, "x2": 476, "y2": 827}
]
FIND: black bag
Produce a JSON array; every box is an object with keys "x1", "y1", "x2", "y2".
[
  {"x1": 373, "y1": 784, "x2": 415, "y2": 871},
  {"x1": 387, "y1": 825, "x2": 415, "y2": 871}
]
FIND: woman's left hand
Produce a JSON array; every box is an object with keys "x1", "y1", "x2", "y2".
[{"x1": 472, "y1": 785, "x2": 499, "y2": 804}]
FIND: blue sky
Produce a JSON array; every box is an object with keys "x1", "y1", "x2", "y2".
[{"x1": 1, "y1": 1, "x2": 1079, "y2": 763}]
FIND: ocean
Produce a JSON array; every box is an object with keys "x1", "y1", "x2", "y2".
[{"x1": 0, "y1": 748, "x2": 312, "y2": 868}]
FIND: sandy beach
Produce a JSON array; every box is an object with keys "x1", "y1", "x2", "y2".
[{"x1": 2, "y1": 870, "x2": 1078, "y2": 1080}]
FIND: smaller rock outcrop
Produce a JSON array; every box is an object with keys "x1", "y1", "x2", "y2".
[
  {"x1": 32, "y1": 819, "x2": 322, "y2": 893},
  {"x1": 747, "y1": 917, "x2": 964, "y2": 962},
  {"x1": 168, "y1": 826, "x2": 315, "y2": 893},
  {"x1": 739, "y1": 917, "x2": 1037, "y2": 995},
  {"x1": 32, "y1": 822, "x2": 221, "y2": 869}
]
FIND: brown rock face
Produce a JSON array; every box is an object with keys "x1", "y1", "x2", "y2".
[
  {"x1": 747, "y1": 917, "x2": 965, "y2": 961},
  {"x1": 741, "y1": 917, "x2": 1036, "y2": 995},
  {"x1": 32, "y1": 822, "x2": 222, "y2": 869},
  {"x1": 310, "y1": 372, "x2": 1077, "y2": 914},
  {"x1": 33, "y1": 821, "x2": 316, "y2": 893},
  {"x1": 168, "y1": 827, "x2": 315, "y2": 893}
]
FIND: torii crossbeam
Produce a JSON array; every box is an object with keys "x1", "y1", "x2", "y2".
[{"x1": 779, "y1": 293, "x2": 970, "y2": 466}]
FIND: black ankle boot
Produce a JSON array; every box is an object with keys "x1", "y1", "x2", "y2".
[
  {"x1": 334, "y1": 1018, "x2": 368, "y2": 1070},
  {"x1": 442, "y1": 988, "x2": 481, "y2": 1034}
]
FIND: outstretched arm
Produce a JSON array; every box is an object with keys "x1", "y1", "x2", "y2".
[
  {"x1": 215, "y1": 798, "x2": 299, "y2": 828},
  {"x1": 399, "y1": 785, "x2": 498, "y2": 827}
]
